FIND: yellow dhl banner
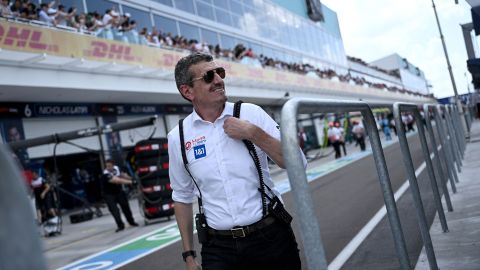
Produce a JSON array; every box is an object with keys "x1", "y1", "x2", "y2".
[{"x1": 0, "y1": 20, "x2": 354, "y2": 92}]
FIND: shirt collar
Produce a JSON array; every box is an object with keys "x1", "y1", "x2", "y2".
[{"x1": 192, "y1": 102, "x2": 234, "y2": 124}]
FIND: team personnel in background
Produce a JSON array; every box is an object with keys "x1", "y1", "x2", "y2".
[
  {"x1": 328, "y1": 122, "x2": 342, "y2": 159},
  {"x1": 102, "y1": 159, "x2": 138, "y2": 232},
  {"x1": 31, "y1": 170, "x2": 57, "y2": 224},
  {"x1": 168, "y1": 53, "x2": 305, "y2": 270},
  {"x1": 352, "y1": 120, "x2": 366, "y2": 151},
  {"x1": 335, "y1": 121, "x2": 347, "y2": 156}
]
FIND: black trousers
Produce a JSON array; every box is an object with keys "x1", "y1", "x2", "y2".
[
  {"x1": 356, "y1": 136, "x2": 366, "y2": 151},
  {"x1": 332, "y1": 141, "x2": 342, "y2": 159},
  {"x1": 104, "y1": 192, "x2": 135, "y2": 228},
  {"x1": 201, "y1": 221, "x2": 301, "y2": 270}
]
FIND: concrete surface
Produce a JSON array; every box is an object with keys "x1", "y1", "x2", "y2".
[{"x1": 415, "y1": 121, "x2": 480, "y2": 270}]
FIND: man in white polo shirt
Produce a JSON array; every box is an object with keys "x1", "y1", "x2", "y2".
[{"x1": 168, "y1": 53, "x2": 304, "y2": 270}]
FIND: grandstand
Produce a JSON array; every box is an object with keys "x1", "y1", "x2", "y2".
[{"x1": 0, "y1": 0, "x2": 434, "y2": 178}]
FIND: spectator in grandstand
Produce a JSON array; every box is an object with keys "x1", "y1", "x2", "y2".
[
  {"x1": 18, "y1": 2, "x2": 36, "y2": 20},
  {"x1": 191, "y1": 39, "x2": 201, "y2": 52},
  {"x1": 212, "y1": 44, "x2": 221, "y2": 57},
  {"x1": 149, "y1": 27, "x2": 161, "y2": 46},
  {"x1": 164, "y1": 32, "x2": 174, "y2": 46},
  {"x1": 9, "y1": 0, "x2": 22, "y2": 16},
  {"x1": 75, "y1": 12, "x2": 87, "y2": 32},
  {"x1": 101, "y1": 9, "x2": 118, "y2": 39},
  {"x1": 138, "y1": 26, "x2": 149, "y2": 44},
  {"x1": 87, "y1": 11, "x2": 103, "y2": 32},
  {"x1": 102, "y1": 159, "x2": 138, "y2": 232},
  {"x1": 200, "y1": 42, "x2": 210, "y2": 54},
  {"x1": 0, "y1": 0, "x2": 13, "y2": 17},
  {"x1": 233, "y1": 43, "x2": 247, "y2": 59},
  {"x1": 38, "y1": 3, "x2": 56, "y2": 26},
  {"x1": 119, "y1": 13, "x2": 131, "y2": 32},
  {"x1": 55, "y1": 5, "x2": 75, "y2": 26},
  {"x1": 244, "y1": 47, "x2": 255, "y2": 58}
]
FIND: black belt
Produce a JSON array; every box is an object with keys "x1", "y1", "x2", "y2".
[{"x1": 207, "y1": 216, "x2": 276, "y2": 239}]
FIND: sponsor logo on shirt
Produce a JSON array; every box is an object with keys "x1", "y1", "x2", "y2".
[
  {"x1": 185, "y1": 136, "x2": 206, "y2": 152},
  {"x1": 193, "y1": 144, "x2": 206, "y2": 160}
]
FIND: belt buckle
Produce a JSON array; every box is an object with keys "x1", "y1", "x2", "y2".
[{"x1": 231, "y1": 227, "x2": 246, "y2": 238}]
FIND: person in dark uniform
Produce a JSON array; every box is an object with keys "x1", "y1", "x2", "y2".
[
  {"x1": 31, "y1": 170, "x2": 57, "y2": 223},
  {"x1": 102, "y1": 159, "x2": 138, "y2": 232}
]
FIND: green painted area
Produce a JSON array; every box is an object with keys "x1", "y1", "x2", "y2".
[
  {"x1": 113, "y1": 224, "x2": 181, "y2": 252},
  {"x1": 307, "y1": 157, "x2": 354, "y2": 178}
]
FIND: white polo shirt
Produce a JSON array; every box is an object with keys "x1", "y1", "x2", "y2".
[{"x1": 168, "y1": 102, "x2": 304, "y2": 230}]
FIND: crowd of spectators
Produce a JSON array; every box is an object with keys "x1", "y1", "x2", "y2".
[{"x1": 0, "y1": 0, "x2": 431, "y2": 98}]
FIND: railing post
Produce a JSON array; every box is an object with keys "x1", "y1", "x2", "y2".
[
  {"x1": 423, "y1": 104, "x2": 453, "y2": 211},
  {"x1": 462, "y1": 105, "x2": 472, "y2": 138},
  {"x1": 448, "y1": 105, "x2": 465, "y2": 158},
  {"x1": 0, "y1": 145, "x2": 48, "y2": 270},
  {"x1": 281, "y1": 98, "x2": 412, "y2": 270},
  {"x1": 281, "y1": 99, "x2": 328, "y2": 270},
  {"x1": 393, "y1": 103, "x2": 440, "y2": 270},
  {"x1": 434, "y1": 105, "x2": 458, "y2": 192},
  {"x1": 453, "y1": 105, "x2": 468, "y2": 149},
  {"x1": 442, "y1": 106, "x2": 463, "y2": 173},
  {"x1": 361, "y1": 105, "x2": 412, "y2": 270}
]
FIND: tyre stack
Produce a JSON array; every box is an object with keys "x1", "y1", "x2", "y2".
[{"x1": 134, "y1": 138, "x2": 174, "y2": 224}]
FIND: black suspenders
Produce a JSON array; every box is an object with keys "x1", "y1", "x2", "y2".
[
  {"x1": 178, "y1": 101, "x2": 269, "y2": 217},
  {"x1": 178, "y1": 101, "x2": 293, "y2": 224}
]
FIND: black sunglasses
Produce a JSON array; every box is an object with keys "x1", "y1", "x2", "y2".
[{"x1": 190, "y1": 67, "x2": 226, "y2": 84}]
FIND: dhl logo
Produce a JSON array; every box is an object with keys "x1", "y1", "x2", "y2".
[
  {"x1": 84, "y1": 41, "x2": 139, "y2": 61},
  {"x1": 247, "y1": 68, "x2": 264, "y2": 78},
  {"x1": 0, "y1": 24, "x2": 58, "y2": 52},
  {"x1": 161, "y1": 53, "x2": 182, "y2": 66}
]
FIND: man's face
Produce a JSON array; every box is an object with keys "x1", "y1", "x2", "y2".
[
  {"x1": 184, "y1": 61, "x2": 226, "y2": 106},
  {"x1": 106, "y1": 162, "x2": 114, "y2": 171},
  {"x1": 8, "y1": 127, "x2": 21, "y2": 142}
]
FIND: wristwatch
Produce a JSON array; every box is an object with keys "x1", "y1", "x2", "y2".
[{"x1": 182, "y1": 250, "x2": 197, "y2": 262}]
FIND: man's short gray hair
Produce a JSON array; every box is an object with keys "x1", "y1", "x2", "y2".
[{"x1": 174, "y1": 53, "x2": 213, "y2": 101}]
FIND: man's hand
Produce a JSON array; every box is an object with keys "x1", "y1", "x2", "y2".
[
  {"x1": 185, "y1": 257, "x2": 201, "y2": 270},
  {"x1": 223, "y1": 117, "x2": 256, "y2": 141}
]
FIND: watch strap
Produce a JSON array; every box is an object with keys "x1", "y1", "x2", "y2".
[{"x1": 182, "y1": 250, "x2": 197, "y2": 262}]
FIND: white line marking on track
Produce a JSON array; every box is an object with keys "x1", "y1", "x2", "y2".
[{"x1": 328, "y1": 149, "x2": 436, "y2": 270}]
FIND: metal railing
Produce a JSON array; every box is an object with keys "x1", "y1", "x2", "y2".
[
  {"x1": 281, "y1": 98, "x2": 411, "y2": 270},
  {"x1": 440, "y1": 105, "x2": 463, "y2": 173},
  {"x1": 450, "y1": 105, "x2": 467, "y2": 152},
  {"x1": 281, "y1": 98, "x2": 469, "y2": 270},
  {"x1": 423, "y1": 104, "x2": 454, "y2": 210},
  {"x1": 393, "y1": 102, "x2": 452, "y2": 270},
  {"x1": 427, "y1": 105, "x2": 458, "y2": 193},
  {"x1": 0, "y1": 145, "x2": 48, "y2": 270}
]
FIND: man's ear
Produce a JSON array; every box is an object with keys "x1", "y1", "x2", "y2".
[{"x1": 179, "y1": 84, "x2": 193, "y2": 101}]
